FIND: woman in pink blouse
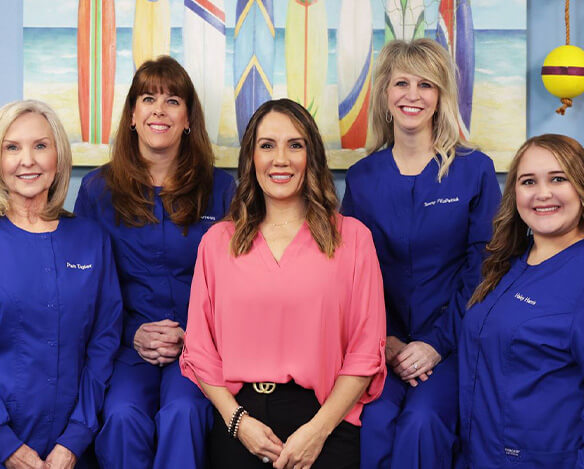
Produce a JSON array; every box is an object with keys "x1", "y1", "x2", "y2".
[{"x1": 180, "y1": 98, "x2": 386, "y2": 469}]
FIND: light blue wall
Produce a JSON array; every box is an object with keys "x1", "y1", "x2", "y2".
[{"x1": 2, "y1": 0, "x2": 583, "y2": 210}]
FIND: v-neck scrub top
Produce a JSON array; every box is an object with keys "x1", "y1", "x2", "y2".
[
  {"x1": 459, "y1": 240, "x2": 584, "y2": 468},
  {"x1": 180, "y1": 216, "x2": 387, "y2": 426},
  {"x1": 75, "y1": 167, "x2": 235, "y2": 353},
  {"x1": 342, "y1": 148, "x2": 501, "y2": 357},
  {"x1": 0, "y1": 216, "x2": 122, "y2": 461}
]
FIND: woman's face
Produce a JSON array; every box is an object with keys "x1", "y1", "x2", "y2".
[
  {"x1": 515, "y1": 145, "x2": 583, "y2": 243},
  {"x1": 386, "y1": 69, "x2": 438, "y2": 136},
  {"x1": 1, "y1": 112, "x2": 58, "y2": 208},
  {"x1": 131, "y1": 89, "x2": 189, "y2": 161},
  {"x1": 253, "y1": 111, "x2": 307, "y2": 208}
]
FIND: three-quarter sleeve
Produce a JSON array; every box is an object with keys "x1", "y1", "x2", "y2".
[
  {"x1": 418, "y1": 158, "x2": 501, "y2": 358},
  {"x1": 180, "y1": 237, "x2": 225, "y2": 389},
  {"x1": 56, "y1": 234, "x2": 123, "y2": 457},
  {"x1": 338, "y1": 227, "x2": 387, "y2": 403}
]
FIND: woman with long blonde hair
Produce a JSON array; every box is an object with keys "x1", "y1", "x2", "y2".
[{"x1": 342, "y1": 39, "x2": 501, "y2": 468}]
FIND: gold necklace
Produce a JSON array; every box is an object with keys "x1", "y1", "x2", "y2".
[{"x1": 267, "y1": 218, "x2": 304, "y2": 227}]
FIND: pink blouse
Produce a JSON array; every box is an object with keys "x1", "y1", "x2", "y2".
[{"x1": 180, "y1": 215, "x2": 386, "y2": 425}]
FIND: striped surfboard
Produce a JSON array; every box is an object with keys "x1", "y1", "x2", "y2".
[
  {"x1": 385, "y1": 0, "x2": 425, "y2": 42},
  {"x1": 285, "y1": 0, "x2": 328, "y2": 118},
  {"x1": 183, "y1": 0, "x2": 226, "y2": 143},
  {"x1": 337, "y1": 0, "x2": 373, "y2": 149},
  {"x1": 436, "y1": 0, "x2": 475, "y2": 139},
  {"x1": 77, "y1": 0, "x2": 116, "y2": 144},
  {"x1": 233, "y1": 0, "x2": 275, "y2": 142},
  {"x1": 132, "y1": 0, "x2": 171, "y2": 70}
]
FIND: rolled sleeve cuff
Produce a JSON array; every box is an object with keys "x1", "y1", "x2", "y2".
[
  {"x1": 56, "y1": 421, "x2": 93, "y2": 458},
  {"x1": 0, "y1": 424, "x2": 22, "y2": 463},
  {"x1": 179, "y1": 350, "x2": 225, "y2": 390}
]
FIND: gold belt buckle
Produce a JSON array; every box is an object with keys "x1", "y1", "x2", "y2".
[{"x1": 252, "y1": 382, "x2": 276, "y2": 394}]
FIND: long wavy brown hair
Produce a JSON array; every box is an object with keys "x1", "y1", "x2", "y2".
[
  {"x1": 469, "y1": 134, "x2": 584, "y2": 306},
  {"x1": 228, "y1": 99, "x2": 340, "y2": 257},
  {"x1": 104, "y1": 55, "x2": 214, "y2": 230}
]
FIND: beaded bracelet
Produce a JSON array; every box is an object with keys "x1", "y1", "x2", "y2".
[
  {"x1": 228, "y1": 406, "x2": 246, "y2": 438},
  {"x1": 232, "y1": 409, "x2": 248, "y2": 439}
]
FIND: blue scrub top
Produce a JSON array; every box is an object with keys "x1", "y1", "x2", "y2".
[
  {"x1": 459, "y1": 239, "x2": 584, "y2": 468},
  {"x1": 342, "y1": 147, "x2": 501, "y2": 357},
  {"x1": 74, "y1": 167, "x2": 235, "y2": 354},
  {"x1": 0, "y1": 216, "x2": 122, "y2": 461}
]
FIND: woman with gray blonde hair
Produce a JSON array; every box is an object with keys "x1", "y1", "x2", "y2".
[
  {"x1": 0, "y1": 100, "x2": 122, "y2": 469},
  {"x1": 342, "y1": 39, "x2": 501, "y2": 468}
]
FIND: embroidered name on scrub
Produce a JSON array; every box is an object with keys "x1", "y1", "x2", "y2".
[
  {"x1": 66, "y1": 262, "x2": 93, "y2": 270},
  {"x1": 423, "y1": 197, "x2": 460, "y2": 207},
  {"x1": 514, "y1": 292, "x2": 536, "y2": 305},
  {"x1": 505, "y1": 448, "x2": 520, "y2": 457},
  {"x1": 200, "y1": 215, "x2": 216, "y2": 221}
]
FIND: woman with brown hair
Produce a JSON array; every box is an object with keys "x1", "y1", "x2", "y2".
[
  {"x1": 74, "y1": 56, "x2": 234, "y2": 469},
  {"x1": 180, "y1": 98, "x2": 386, "y2": 468},
  {"x1": 460, "y1": 134, "x2": 584, "y2": 467}
]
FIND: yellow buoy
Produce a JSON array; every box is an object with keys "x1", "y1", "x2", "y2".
[{"x1": 541, "y1": 45, "x2": 584, "y2": 99}]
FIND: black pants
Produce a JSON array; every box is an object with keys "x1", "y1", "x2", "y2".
[{"x1": 209, "y1": 382, "x2": 360, "y2": 468}]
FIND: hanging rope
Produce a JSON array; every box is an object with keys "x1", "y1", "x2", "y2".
[{"x1": 556, "y1": 0, "x2": 573, "y2": 114}]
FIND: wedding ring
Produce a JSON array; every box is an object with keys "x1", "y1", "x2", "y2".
[
  {"x1": 413, "y1": 362, "x2": 419, "y2": 370},
  {"x1": 262, "y1": 456, "x2": 270, "y2": 463}
]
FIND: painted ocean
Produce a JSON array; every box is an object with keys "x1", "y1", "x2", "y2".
[{"x1": 24, "y1": 28, "x2": 525, "y2": 87}]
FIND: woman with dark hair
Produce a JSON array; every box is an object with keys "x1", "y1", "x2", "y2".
[
  {"x1": 342, "y1": 39, "x2": 501, "y2": 468},
  {"x1": 180, "y1": 98, "x2": 386, "y2": 469},
  {"x1": 460, "y1": 134, "x2": 584, "y2": 468},
  {"x1": 0, "y1": 100, "x2": 121, "y2": 469},
  {"x1": 74, "y1": 55, "x2": 234, "y2": 468}
]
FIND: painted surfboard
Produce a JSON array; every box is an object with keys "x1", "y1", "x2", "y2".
[
  {"x1": 132, "y1": 0, "x2": 171, "y2": 70},
  {"x1": 337, "y1": 0, "x2": 372, "y2": 149},
  {"x1": 183, "y1": 0, "x2": 226, "y2": 143},
  {"x1": 233, "y1": 0, "x2": 275, "y2": 142},
  {"x1": 77, "y1": 0, "x2": 116, "y2": 144},
  {"x1": 285, "y1": 0, "x2": 328, "y2": 118},
  {"x1": 385, "y1": 0, "x2": 425, "y2": 42},
  {"x1": 436, "y1": 0, "x2": 475, "y2": 139}
]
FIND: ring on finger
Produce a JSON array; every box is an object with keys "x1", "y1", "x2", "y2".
[
  {"x1": 413, "y1": 362, "x2": 419, "y2": 370},
  {"x1": 261, "y1": 456, "x2": 270, "y2": 464}
]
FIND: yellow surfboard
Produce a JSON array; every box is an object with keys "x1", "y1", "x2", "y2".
[
  {"x1": 285, "y1": 0, "x2": 328, "y2": 118},
  {"x1": 132, "y1": 0, "x2": 171, "y2": 70}
]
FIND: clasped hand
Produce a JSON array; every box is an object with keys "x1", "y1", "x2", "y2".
[
  {"x1": 385, "y1": 336, "x2": 441, "y2": 387},
  {"x1": 5, "y1": 443, "x2": 76, "y2": 469},
  {"x1": 134, "y1": 319, "x2": 184, "y2": 366}
]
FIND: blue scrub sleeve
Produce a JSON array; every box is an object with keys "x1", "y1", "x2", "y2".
[
  {"x1": 0, "y1": 406, "x2": 23, "y2": 463},
  {"x1": 570, "y1": 302, "x2": 584, "y2": 467},
  {"x1": 56, "y1": 234, "x2": 123, "y2": 458},
  {"x1": 417, "y1": 159, "x2": 501, "y2": 358}
]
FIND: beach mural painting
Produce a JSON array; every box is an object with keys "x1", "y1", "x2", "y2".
[{"x1": 23, "y1": 0, "x2": 526, "y2": 170}]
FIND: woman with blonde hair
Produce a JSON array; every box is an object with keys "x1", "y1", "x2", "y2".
[
  {"x1": 0, "y1": 100, "x2": 122, "y2": 469},
  {"x1": 181, "y1": 98, "x2": 386, "y2": 468},
  {"x1": 342, "y1": 38, "x2": 501, "y2": 468},
  {"x1": 460, "y1": 134, "x2": 584, "y2": 467},
  {"x1": 74, "y1": 56, "x2": 234, "y2": 468}
]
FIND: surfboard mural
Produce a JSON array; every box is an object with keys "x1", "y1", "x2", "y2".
[
  {"x1": 436, "y1": 0, "x2": 475, "y2": 139},
  {"x1": 385, "y1": 0, "x2": 425, "y2": 42},
  {"x1": 132, "y1": 0, "x2": 171, "y2": 70},
  {"x1": 233, "y1": 0, "x2": 275, "y2": 142},
  {"x1": 183, "y1": 0, "x2": 226, "y2": 144},
  {"x1": 285, "y1": 0, "x2": 328, "y2": 118},
  {"x1": 337, "y1": 0, "x2": 373, "y2": 149},
  {"x1": 77, "y1": 0, "x2": 116, "y2": 144}
]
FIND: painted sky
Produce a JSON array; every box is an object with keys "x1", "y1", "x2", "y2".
[{"x1": 24, "y1": 0, "x2": 526, "y2": 30}]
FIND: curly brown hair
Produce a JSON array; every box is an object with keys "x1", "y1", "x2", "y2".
[
  {"x1": 228, "y1": 99, "x2": 340, "y2": 257},
  {"x1": 104, "y1": 55, "x2": 214, "y2": 231},
  {"x1": 469, "y1": 134, "x2": 584, "y2": 306}
]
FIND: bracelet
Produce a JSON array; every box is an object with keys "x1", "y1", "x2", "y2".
[
  {"x1": 232, "y1": 409, "x2": 248, "y2": 439},
  {"x1": 228, "y1": 406, "x2": 246, "y2": 438}
]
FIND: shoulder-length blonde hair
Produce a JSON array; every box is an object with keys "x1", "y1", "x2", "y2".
[
  {"x1": 105, "y1": 55, "x2": 214, "y2": 231},
  {"x1": 0, "y1": 100, "x2": 72, "y2": 219},
  {"x1": 229, "y1": 98, "x2": 340, "y2": 258},
  {"x1": 469, "y1": 134, "x2": 584, "y2": 306},
  {"x1": 369, "y1": 38, "x2": 466, "y2": 181}
]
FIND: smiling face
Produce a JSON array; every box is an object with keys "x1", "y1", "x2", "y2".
[
  {"x1": 386, "y1": 69, "x2": 439, "y2": 136},
  {"x1": 253, "y1": 111, "x2": 307, "y2": 209},
  {"x1": 131, "y1": 90, "x2": 189, "y2": 161},
  {"x1": 1, "y1": 112, "x2": 58, "y2": 210},
  {"x1": 515, "y1": 145, "x2": 583, "y2": 244}
]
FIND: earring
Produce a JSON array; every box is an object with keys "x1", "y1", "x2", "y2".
[
  {"x1": 183, "y1": 128, "x2": 191, "y2": 135},
  {"x1": 130, "y1": 124, "x2": 136, "y2": 131},
  {"x1": 385, "y1": 110, "x2": 393, "y2": 124}
]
